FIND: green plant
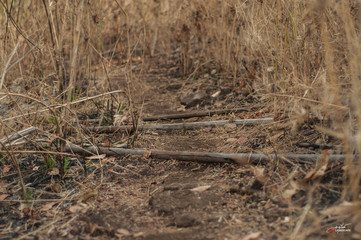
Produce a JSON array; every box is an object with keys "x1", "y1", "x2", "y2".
[
  {"x1": 82, "y1": 162, "x2": 94, "y2": 176},
  {"x1": 25, "y1": 187, "x2": 33, "y2": 201},
  {"x1": 63, "y1": 157, "x2": 70, "y2": 174},
  {"x1": 45, "y1": 156, "x2": 55, "y2": 169},
  {"x1": 48, "y1": 116, "x2": 57, "y2": 125},
  {"x1": 71, "y1": 88, "x2": 81, "y2": 102}
]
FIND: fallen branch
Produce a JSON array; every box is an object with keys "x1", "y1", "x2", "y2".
[
  {"x1": 87, "y1": 118, "x2": 274, "y2": 133},
  {"x1": 66, "y1": 144, "x2": 347, "y2": 165},
  {"x1": 0, "y1": 126, "x2": 37, "y2": 147},
  {"x1": 142, "y1": 106, "x2": 262, "y2": 121},
  {"x1": 77, "y1": 106, "x2": 263, "y2": 124}
]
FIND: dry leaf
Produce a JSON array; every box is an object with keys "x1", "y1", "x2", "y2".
[
  {"x1": 40, "y1": 202, "x2": 58, "y2": 211},
  {"x1": 3, "y1": 165, "x2": 11, "y2": 174},
  {"x1": 242, "y1": 231, "x2": 262, "y2": 240},
  {"x1": 32, "y1": 166, "x2": 40, "y2": 171},
  {"x1": 282, "y1": 181, "x2": 300, "y2": 200},
  {"x1": 23, "y1": 207, "x2": 40, "y2": 219},
  {"x1": 168, "y1": 66, "x2": 179, "y2": 72},
  {"x1": 211, "y1": 90, "x2": 221, "y2": 98},
  {"x1": 69, "y1": 204, "x2": 83, "y2": 213},
  {"x1": 103, "y1": 139, "x2": 114, "y2": 148},
  {"x1": 117, "y1": 42, "x2": 125, "y2": 52},
  {"x1": 252, "y1": 167, "x2": 265, "y2": 183},
  {"x1": 304, "y1": 150, "x2": 329, "y2": 182},
  {"x1": 0, "y1": 194, "x2": 9, "y2": 200},
  {"x1": 190, "y1": 185, "x2": 211, "y2": 192},
  {"x1": 143, "y1": 150, "x2": 152, "y2": 158},
  {"x1": 48, "y1": 168, "x2": 59, "y2": 176},
  {"x1": 303, "y1": 169, "x2": 317, "y2": 182},
  {"x1": 313, "y1": 164, "x2": 327, "y2": 178},
  {"x1": 313, "y1": 150, "x2": 329, "y2": 178},
  {"x1": 69, "y1": 202, "x2": 89, "y2": 213}
]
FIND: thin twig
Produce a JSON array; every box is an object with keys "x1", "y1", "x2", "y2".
[
  {"x1": 0, "y1": 150, "x2": 74, "y2": 156},
  {"x1": 0, "y1": 41, "x2": 19, "y2": 90},
  {"x1": 2, "y1": 90, "x2": 125, "y2": 121}
]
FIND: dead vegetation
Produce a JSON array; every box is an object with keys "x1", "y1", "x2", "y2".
[{"x1": 0, "y1": 0, "x2": 360, "y2": 239}]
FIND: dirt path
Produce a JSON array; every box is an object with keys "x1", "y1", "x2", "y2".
[
  {"x1": 55, "y1": 59, "x2": 329, "y2": 240},
  {"x1": 64, "y1": 61, "x2": 292, "y2": 240}
]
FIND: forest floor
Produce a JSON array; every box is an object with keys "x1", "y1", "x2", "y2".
[{"x1": 0, "y1": 53, "x2": 352, "y2": 240}]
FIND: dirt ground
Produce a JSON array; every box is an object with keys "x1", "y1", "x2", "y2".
[{"x1": 0, "y1": 55, "x2": 353, "y2": 240}]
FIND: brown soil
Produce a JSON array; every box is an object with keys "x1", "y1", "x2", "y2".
[{"x1": 0, "y1": 56, "x2": 350, "y2": 240}]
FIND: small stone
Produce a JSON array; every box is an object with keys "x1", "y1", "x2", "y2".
[
  {"x1": 203, "y1": 73, "x2": 210, "y2": 78},
  {"x1": 211, "y1": 69, "x2": 217, "y2": 75}
]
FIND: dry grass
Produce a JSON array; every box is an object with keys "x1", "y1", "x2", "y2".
[{"x1": 0, "y1": 0, "x2": 360, "y2": 239}]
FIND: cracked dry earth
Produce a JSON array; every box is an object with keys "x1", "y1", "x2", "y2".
[{"x1": 2, "y1": 56, "x2": 347, "y2": 240}]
